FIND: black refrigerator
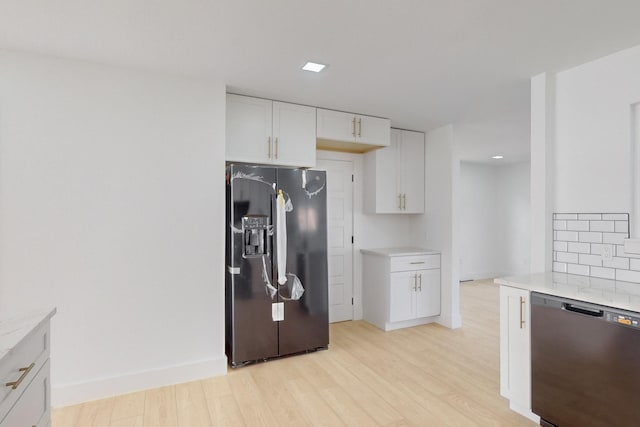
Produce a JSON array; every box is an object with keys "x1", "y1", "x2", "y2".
[{"x1": 225, "y1": 164, "x2": 329, "y2": 367}]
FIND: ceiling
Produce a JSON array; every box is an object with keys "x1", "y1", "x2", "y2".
[{"x1": 2, "y1": 1, "x2": 640, "y2": 164}]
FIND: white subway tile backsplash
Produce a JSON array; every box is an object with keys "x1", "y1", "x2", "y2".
[
  {"x1": 616, "y1": 269, "x2": 640, "y2": 283},
  {"x1": 567, "y1": 264, "x2": 590, "y2": 276},
  {"x1": 602, "y1": 233, "x2": 626, "y2": 245},
  {"x1": 590, "y1": 221, "x2": 615, "y2": 232},
  {"x1": 567, "y1": 242, "x2": 590, "y2": 253},
  {"x1": 553, "y1": 262, "x2": 567, "y2": 273},
  {"x1": 591, "y1": 266, "x2": 615, "y2": 280},
  {"x1": 558, "y1": 252, "x2": 579, "y2": 263},
  {"x1": 615, "y1": 221, "x2": 629, "y2": 233},
  {"x1": 556, "y1": 231, "x2": 579, "y2": 241},
  {"x1": 553, "y1": 220, "x2": 567, "y2": 230},
  {"x1": 554, "y1": 241, "x2": 568, "y2": 252},
  {"x1": 579, "y1": 253, "x2": 602, "y2": 267},
  {"x1": 555, "y1": 213, "x2": 578, "y2": 220},
  {"x1": 553, "y1": 213, "x2": 640, "y2": 283},
  {"x1": 578, "y1": 214, "x2": 602, "y2": 220},
  {"x1": 567, "y1": 221, "x2": 589, "y2": 231},
  {"x1": 578, "y1": 232, "x2": 602, "y2": 243},
  {"x1": 603, "y1": 257, "x2": 630, "y2": 270},
  {"x1": 603, "y1": 214, "x2": 628, "y2": 221}
]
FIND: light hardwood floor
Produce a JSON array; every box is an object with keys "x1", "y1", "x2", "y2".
[{"x1": 52, "y1": 280, "x2": 536, "y2": 426}]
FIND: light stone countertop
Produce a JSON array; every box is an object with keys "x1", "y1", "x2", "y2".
[
  {"x1": 495, "y1": 272, "x2": 640, "y2": 313},
  {"x1": 360, "y1": 247, "x2": 440, "y2": 257},
  {"x1": 0, "y1": 308, "x2": 56, "y2": 363}
]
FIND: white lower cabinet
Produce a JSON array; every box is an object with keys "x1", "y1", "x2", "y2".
[
  {"x1": 1, "y1": 360, "x2": 50, "y2": 427},
  {"x1": 363, "y1": 249, "x2": 440, "y2": 331},
  {"x1": 499, "y1": 285, "x2": 538, "y2": 422},
  {"x1": 390, "y1": 269, "x2": 440, "y2": 322},
  {"x1": 0, "y1": 310, "x2": 55, "y2": 427}
]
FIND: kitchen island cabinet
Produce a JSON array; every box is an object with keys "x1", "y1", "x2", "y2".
[
  {"x1": 362, "y1": 248, "x2": 440, "y2": 331},
  {"x1": 495, "y1": 271, "x2": 640, "y2": 424},
  {"x1": 498, "y1": 285, "x2": 535, "y2": 422},
  {"x1": 0, "y1": 308, "x2": 56, "y2": 427}
]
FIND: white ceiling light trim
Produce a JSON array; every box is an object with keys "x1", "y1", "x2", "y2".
[{"x1": 302, "y1": 61, "x2": 326, "y2": 72}]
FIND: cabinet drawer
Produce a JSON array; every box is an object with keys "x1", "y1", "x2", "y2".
[
  {"x1": 0, "y1": 323, "x2": 49, "y2": 422},
  {"x1": 390, "y1": 254, "x2": 440, "y2": 272},
  {"x1": 0, "y1": 360, "x2": 50, "y2": 427}
]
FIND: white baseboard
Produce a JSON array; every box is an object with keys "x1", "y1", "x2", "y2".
[
  {"x1": 52, "y1": 355, "x2": 228, "y2": 408},
  {"x1": 437, "y1": 312, "x2": 462, "y2": 329}
]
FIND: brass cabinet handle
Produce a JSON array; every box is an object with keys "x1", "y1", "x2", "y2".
[
  {"x1": 352, "y1": 117, "x2": 356, "y2": 138},
  {"x1": 519, "y1": 296, "x2": 525, "y2": 329},
  {"x1": 409, "y1": 261, "x2": 425, "y2": 265},
  {"x1": 412, "y1": 273, "x2": 417, "y2": 291},
  {"x1": 5, "y1": 362, "x2": 35, "y2": 390},
  {"x1": 398, "y1": 193, "x2": 402, "y2": 209},
  {"x1": 419, "y1": 273, "x2": 422, "y2": 291},
  {"x1": 402, "y1": 194, "x2": 406, "y2": 210},
  {"x1": 267, "y1": 136, "x2": 271, "y2": 158},
  {"x1": 275, "y1": 137, "x2": 278, "y2": 159},
  {"x1": 358, "y1": 118, "x2": 362, "y2": 137}
]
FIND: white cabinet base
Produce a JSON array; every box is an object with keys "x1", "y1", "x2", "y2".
[
  {"x1": 363, "y1": 249, "x2": 440, "y2": 332},
  {"x1": 377, "y1": 315, "x2": 440, "y2": 332},
  {"x1": 499, "y1": 285, "x2": 538, "y2": 422}
]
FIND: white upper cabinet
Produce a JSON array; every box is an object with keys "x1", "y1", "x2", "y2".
[
  {"x1": 316, "y1": 108, "x2": 390, "y2": 152},
  {"x1": 226, "y1": 94, "x2": 316, "y2": 168},
  {"x1": 364, "y1": 128, "x2": 425, "y2": 214}
]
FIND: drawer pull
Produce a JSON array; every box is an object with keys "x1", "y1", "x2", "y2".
[
  {"x1": 409, "y1": 261, "x2": 425, "y2": 264},
  {"x1": 5, "y1": 362, "x2": 35, "y2": 390}
]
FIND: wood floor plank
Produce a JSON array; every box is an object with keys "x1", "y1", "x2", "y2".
[
  {"x1": 284, "y1": 376, "x2": 346, "y2": 427},
  {"x1": 247, "y1": 361, "x2": 311, "y2": 426},
  {"x1": 110, "y1": 391, "x2": 146, "y2": 422},
  {"x1": 227, "y1": 369, "x2": 281, "y2": 426},
  {"x1": 75, "y1": 397, "x2": 115, "y2": 427},
  {"x1": 51, "y1": 280, "x2": 537, "y2": 427},
  {"x1": 175, "y1": 380, "x2": 212, "y2": 427},
  {"x1": 142, "y1": 385, "x2": 177, "y2": 427}
]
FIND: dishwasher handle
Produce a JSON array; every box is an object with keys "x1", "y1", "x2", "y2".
[{"x1": 563, "y1": 303, "x2": 604, "y2": 317}]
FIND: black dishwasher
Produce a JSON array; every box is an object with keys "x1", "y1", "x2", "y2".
[{"x1": 531, "y1": 293, "x2": 640, "y2": 427}]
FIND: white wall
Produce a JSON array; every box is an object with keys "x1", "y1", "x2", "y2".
[
  {"x1": 532, "y1": 44, "x2": 640, "y2": 268},
  {"x1": 495, "y1": 162, "x2": 531, "y2": 276},
  {"x1": 460, "y1": 162, "x2": 530, "y2": 280},
  {"x1": 412, "y1": 125, "x2": 461, "y2": 328},
  {"x1": 530, "y1": 72, "x2": 555, "y2": 272},
  {"x1": 459, "y1": 163, "x2": 500, "y2": 279},
  {"x1": 0, "y1": 51, "x2": 227, "y2": 406},
  {"x1": 554, "y1": 45, "x2": 640, "y2": 214}
]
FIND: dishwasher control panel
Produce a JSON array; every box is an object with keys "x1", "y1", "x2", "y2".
[{"x1": 605, "y1": 312, "x2": 640, "y2": 328}]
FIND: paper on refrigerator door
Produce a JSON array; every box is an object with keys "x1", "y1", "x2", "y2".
[
  {"x1": 271, "y1": 302, "x2": 284, "y2": 321},
  {"x1": 276, "y1": 190, "x2": 287, "y2": 285}
]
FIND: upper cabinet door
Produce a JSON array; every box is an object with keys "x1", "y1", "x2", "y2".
[
  {"x1": 357, "y1": 115, "x2": 391, "y2": 147},
  {"x1": 316, "y1": 109, "x2": 357, "y2": 142},
  {"x1": 272, "y1": 101, "x2": 317, "y2": 168},
  {"x1": 400, "y1": 130, "x2": 425, "y2": 214},
  {"x1": 373, "y1": 130, "x2": 401, "y2": 213},
  {"x1": 226, "y1": 94, "x2": 273, "y2": 164}
]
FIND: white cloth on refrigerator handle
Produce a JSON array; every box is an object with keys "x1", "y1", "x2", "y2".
[{"x1": 276, "y1": 189, "x2": 288, "y2": 285}]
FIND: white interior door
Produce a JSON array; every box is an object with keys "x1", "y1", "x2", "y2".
[{"x1": 316, "y1": 158, "x2": 354, "y2": 323}]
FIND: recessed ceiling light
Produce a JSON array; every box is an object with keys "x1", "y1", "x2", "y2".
[
  {"x1": 492, "y1": 155, "x2": 504, "y2": 159},
  {"x1": 302, "y1": 61, "x2": 326, "y2": 73}
]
